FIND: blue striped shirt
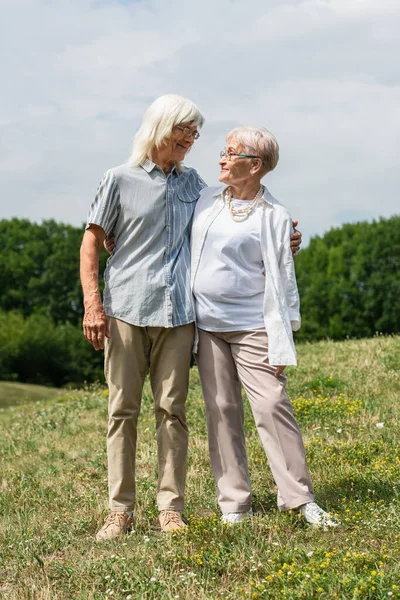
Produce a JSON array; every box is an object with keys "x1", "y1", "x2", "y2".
[{"x1": 86, "y1": 159, "x2": 206, "y2": 327}]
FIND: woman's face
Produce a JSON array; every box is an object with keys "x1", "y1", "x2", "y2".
[{"x1": 219, "y1": 137, "x2": 257, "y2": 187}]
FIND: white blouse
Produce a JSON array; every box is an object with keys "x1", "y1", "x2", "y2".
[{"x1": 193, "y1": 199, "x2": 265, "y2": 332}]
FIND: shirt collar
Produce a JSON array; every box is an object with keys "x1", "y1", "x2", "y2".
[
  {"x1": 214, "y1": 184, "x2": 273, "y2": 206},
  {"x1": 140, "y1": 158, "x2": 157, "y2": 173},
  {"x1": 141, "y1": 157, "x2": 179, "y2": 176}
]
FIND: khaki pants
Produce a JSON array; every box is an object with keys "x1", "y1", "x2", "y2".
[
  {"x1": 105, "y1": 317, "x2": 195, "y2": 513},
  {"x1": 196, "y1": 328, "x2": 314, "y2": 513}
]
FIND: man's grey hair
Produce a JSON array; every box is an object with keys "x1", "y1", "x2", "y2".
[
  {"x1": 129, "y1": 94, "x2": 205, "y2": 169},
  {"x1": 227, "y1": 126, "x2": 279, "y2": 176}
]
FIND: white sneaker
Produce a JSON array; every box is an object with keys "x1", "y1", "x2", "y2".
[
  {"x1": 221, "y1": 508, "x2": 253, "y2": 525},
  {"x1": 300, "y1": 502, "x2": 340, "y2": 530}
]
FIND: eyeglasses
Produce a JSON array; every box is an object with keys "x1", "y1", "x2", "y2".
[
  {"x1": 220, "y1": 150, "x2": 261, "y2": 160},
  {"x1": 175, "y1": 125, "x2": 200, "y2": 140}
]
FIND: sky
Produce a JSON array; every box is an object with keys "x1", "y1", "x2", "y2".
[{"x1": 1, "y1": 0, "x2": 399, "y2": 244}]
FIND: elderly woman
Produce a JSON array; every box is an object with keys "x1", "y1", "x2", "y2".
[{"x1": 191, "y1": 127, "x2": 337, "y2": 528}]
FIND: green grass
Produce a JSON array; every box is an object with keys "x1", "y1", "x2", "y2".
[
  {"x1": 0, "y1": 381, "x2": 65, "y2": 409},
  {"x1": 0, "y1": 335, "x2": 399, "y2": 599}
]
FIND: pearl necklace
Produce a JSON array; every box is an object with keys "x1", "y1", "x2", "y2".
[{"x1": 225, "y1": 185, "x2": 265, "y2": 222}]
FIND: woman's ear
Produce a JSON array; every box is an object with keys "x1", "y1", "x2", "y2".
[{"x1": 251, "y1": 158, "x2": 263, "y2": 175}]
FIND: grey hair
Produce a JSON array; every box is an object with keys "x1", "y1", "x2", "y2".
[
  {"x1": 129, "y1": 94, "x2": 205, "y2": 169},
  {"x1": 227, "y1": 126, "x2": 279, "y2": 176}
]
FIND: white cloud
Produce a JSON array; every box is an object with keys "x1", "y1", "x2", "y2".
[{"x1": 0, "y1": 0, "x2": 399, "y2": 242}]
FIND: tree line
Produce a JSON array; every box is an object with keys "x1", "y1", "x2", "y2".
[
  {"x1": 294, "y1": 216, "x2": 400, "y2": 341},
  {"x1": 0, "y1": 215, "x2": 399, "y2": 386}
]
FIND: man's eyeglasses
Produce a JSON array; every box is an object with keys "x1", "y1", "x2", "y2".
[
  {"x1": 175, "y1": 125, "x2": 200, "y2": 140},
  {"x1": 220, "y1": 150, "x2": 261, "y2": 160}
]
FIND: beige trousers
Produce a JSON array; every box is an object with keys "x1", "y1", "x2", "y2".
[
  {"x1": 104, "y1": 317, "x2": 195, "y2": 513},
  {"x1": 196, "y1": 328, "x2": 314, "y2": 513}
]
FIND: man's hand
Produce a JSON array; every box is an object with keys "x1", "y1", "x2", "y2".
[
  {"x1": 274, "y1": 365, "x2": 286, "y2": 378},
  {"x1": 83, "y1": 302, "x2": 110, "y2": 350},
  {"x1": 290, "y1": 220, "x2": 302, "y2": 257},
  {"x1": 104, "y1": 234, "x2": 115, "y2": 255}
]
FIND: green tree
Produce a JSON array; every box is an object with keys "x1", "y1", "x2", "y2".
[
  {"x1": 0, "y1": 310, "x2": 104, "y2": 386},
  {"x1": 295, "y1": 215, "x2": 400, "y2": 341},
  {"x1": 0, "y1": 219, "x2": 108, "y2": 326}
]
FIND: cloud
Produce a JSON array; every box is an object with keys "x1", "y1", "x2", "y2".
[{"x1": 0, "y1": 0, "x2": 399, "y2": 242}]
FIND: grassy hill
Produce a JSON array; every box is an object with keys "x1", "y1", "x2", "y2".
[
  {"x1": 0, "y1": 336, "x2": 399, "y2": 599},
  {"x1": 0, "y1": 381, "x2": 65, "y2": 410}
]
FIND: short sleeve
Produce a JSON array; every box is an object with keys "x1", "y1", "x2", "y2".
[
  {"x1": 197, "y1": 173, "x2": 207, "y2": 190},
  {"x1": 86, "y1": 170, "x2": 121, "y2": 236}
]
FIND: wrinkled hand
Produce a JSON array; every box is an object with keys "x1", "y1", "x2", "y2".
[
  {"x1": 83, "y1": 304, "x2": 110, "y2": 350},
  {"x1": 104, "y1": 234, "x2": 115, "y2": 255},
  {"x1": 291, "y1": 220, "x2": 302, "y2": 257},
  {"x1": 274, "y1": 365, "x2": 286, "y2": 378}
]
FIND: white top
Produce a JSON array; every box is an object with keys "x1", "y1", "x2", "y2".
[
  {"x1": 193, "y1": 199, "x2": 265, "y2": 331},
  {"x1": 191, "y1": 185, "x2": 301, "y2": 366}
]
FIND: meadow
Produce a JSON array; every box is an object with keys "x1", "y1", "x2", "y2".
[{"x1": 0, "y1": 335, "x2": 399, "y2": 600}]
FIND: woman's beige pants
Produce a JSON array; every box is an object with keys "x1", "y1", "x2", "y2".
[
  {"x1": 196, "y1": 328, "x2": 314, "y2": 513},
  {"x1": 105, "y1": 317, "x2": 195, "y2": 513}
]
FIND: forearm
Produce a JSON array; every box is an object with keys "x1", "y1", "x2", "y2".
[{"x1": 80, "y1": 231, "x2": 103, "y2": 309}]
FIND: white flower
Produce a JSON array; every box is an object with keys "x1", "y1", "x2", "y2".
[
  {"x1": 307, "y1": 551, "x2": 314, "y2": 557},
  {"x1": 150, "y1": 577, "x2": 157, "y2": 582},
  {"x1": 376, "y1": 422, "x2": 384, "y2": 428},
  {"x1": 337, "y1": 428, "x2": 342, "y2": 433},
  {"x1": 126, "y1": 596, "x2": 132, "y2": 600}
]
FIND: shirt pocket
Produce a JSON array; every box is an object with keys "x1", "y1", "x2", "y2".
[{"x1": 177, "y1": 180, "x2": 203, "y2": 204}]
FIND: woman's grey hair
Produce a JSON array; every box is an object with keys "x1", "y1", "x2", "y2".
[
  {"x1": 227, "y1": 126, "x2": 279, "y2": 176},
  {"x1": 129, "y1": 94, "x2": 205, "y2": 169}
]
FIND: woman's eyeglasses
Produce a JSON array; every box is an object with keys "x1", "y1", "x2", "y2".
[{"x1": 220, "y1": 150, "x2": 261, "y2": 160}]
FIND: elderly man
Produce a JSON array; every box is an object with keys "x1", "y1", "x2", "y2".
[{"x1": 80, "y1": 94, "x2": 301, "y2": 540}]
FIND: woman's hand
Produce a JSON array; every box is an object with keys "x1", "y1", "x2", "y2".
[
  {"x1": 290, "y1": 220, "x2": 302, "y2": 257},
  {"x1": 104, "y1": 234, "x2": 115, "y2": 255},
  {"x1": 274, "y1": 365, "x2": 286, "y2": 378}
]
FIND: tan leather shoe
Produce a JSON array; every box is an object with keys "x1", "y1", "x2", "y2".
[
  {"x1": 96, "y1": 512, "x2": 134, "y2": 541},
  {"x1": 159, "y1": 510, "x2": 186, "y2": 532}
]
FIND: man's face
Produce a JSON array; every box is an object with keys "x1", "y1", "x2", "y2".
[{"x1": 164, "y1": 123, "x2": 199, "y2": 162}]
